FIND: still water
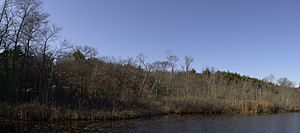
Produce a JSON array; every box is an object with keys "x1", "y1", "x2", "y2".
[{"x1": 1, "y1": 113, "x2": 300, "y2": 133}]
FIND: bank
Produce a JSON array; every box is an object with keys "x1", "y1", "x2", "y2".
[{"x1": 1, "y1": 96, "x2": 299, "y2": 122}]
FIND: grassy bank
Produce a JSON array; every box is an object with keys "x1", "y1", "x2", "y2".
[
  {"x1": 1, "y1": 97, "x2": 298, "y2": 121},
  {"x1": 0, "y1": 103, "x2": 166, "y2": 121},
  {"x1": 161, "y1": 97, "x2": 289, "y2": 115}
]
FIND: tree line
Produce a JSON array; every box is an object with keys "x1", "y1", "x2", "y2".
[{"x1": 1, "y1": 0, "x2": 300, "y2": 115}]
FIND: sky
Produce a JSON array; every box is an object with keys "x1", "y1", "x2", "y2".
[{"x1": 43, "y1": 0, "x2": 300, "y2": 84}]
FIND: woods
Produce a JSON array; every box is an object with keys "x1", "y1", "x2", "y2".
[{"x1": 1, "y1": 0, "x2": 300, "y2": 121}]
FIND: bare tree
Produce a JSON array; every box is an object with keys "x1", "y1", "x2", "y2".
[
  {"x1": 277, "y1": 77, "x2": 294, "y2": 88},
  {"x1": 167, "y1": 55, "x2": 179, "y2": 73},
  {"x1": 183, "y1": 55, "x2": 194, "y2": 72},
  {"x1": 0, "y1": 0, "x2": 13, "y2": 49},
  {"x1": 36, "y1": 24, "x2": 61, "y2": 104},
  {"x1": 166, "y1": 55, "x2": 179, "y2": 95},
  {"x1": 136, "y1": 53, "x2": 152, "y2": 98},
  {"x1": 9, "y1": 0, "x2": 45, "y2": 102},
  {"x1": 137, "y1": 53, "x2": 149, "y2": 71},
  {"x1": 183, "y1": 55, "x2": 194, "y2": 96},
  {"x1": 263, "y1": 74, "x2": 275, "y2": 83}
]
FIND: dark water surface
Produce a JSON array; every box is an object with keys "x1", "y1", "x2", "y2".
[{"x1": 1, "y1": 113, "x2": 300, "y2": 133}]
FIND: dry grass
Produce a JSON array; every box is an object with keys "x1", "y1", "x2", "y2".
[
  {"x1": 161, "y1": 97, "x2": 237, "y2": 114},
  {"x1": 160, "y1": 96, "x2": 285, "y2": 115},
  {"x1": 0, "y1": 97, "x2": 297, "y2": 121},
  {"x1": 0, "y1": 103, "x2": 166, "y2": 121},
  {"x1": 0, "y1": 103, "x2": 52, "y2": 121}
]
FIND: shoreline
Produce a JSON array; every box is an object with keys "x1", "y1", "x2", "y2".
[
  {"x1": 1, "y1": 110, "x2": 300, "y2": 125},
  {"x1": 2, "y1": 111, "x2": 300, "y2": 133},
  {"x1": 1, "y1": 97, "x2": 299, "y2": 122}
]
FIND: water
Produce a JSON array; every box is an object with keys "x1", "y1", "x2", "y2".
[{"x1": 1, "y1": 113, "x2": 300, "y2": 133}]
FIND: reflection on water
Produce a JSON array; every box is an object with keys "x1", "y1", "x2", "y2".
[{"x1": 1, "y1": 113, "x2": 300, "y2": 133}]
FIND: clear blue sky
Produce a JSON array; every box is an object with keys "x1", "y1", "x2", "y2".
[{"x1": 43, "y1": 0, "x2": 300, "y2": 84}]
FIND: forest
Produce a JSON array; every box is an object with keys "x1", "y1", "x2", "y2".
[{"x1": 1, "y1": 0, "x2": 300, "y2": 121}]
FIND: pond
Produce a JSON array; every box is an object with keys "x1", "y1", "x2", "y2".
[{"x1": 1, "y1": 113, "x2": 300, "y2": 133}]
